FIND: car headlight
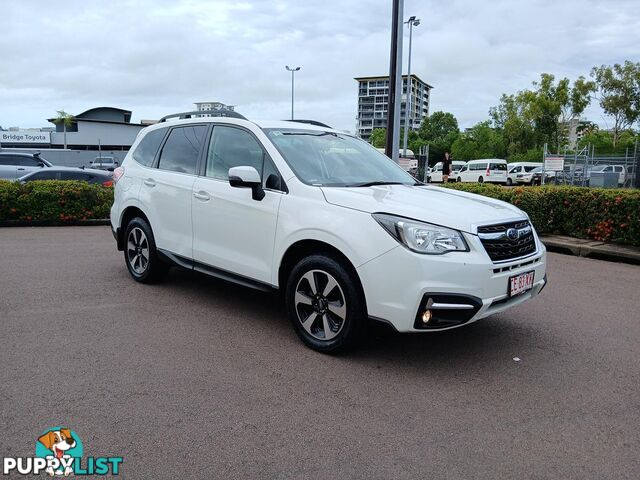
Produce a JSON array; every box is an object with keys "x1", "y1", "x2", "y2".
[{"x1": 372, "y1": 213, "x2": 469, "y2": 254}]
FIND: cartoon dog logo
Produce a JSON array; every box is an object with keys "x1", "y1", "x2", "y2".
[{"x1": 37, "y1": 428, "x2": 77, "y2": 476}]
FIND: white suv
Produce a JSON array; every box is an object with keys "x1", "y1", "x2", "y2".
[{"x1": 110, "y1": 112, "x2": 547, "y2": 353}]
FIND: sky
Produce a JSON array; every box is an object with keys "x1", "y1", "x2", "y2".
[{"x1": 1, "y1": 0, "x2": 638, "y2": 132}]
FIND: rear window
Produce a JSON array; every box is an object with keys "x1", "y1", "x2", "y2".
[
  {"x1": 157, "y1": 126, "x2": 207, "y2": 175},
  {"x1": 133, "y1": 128, "x2": 167, "y2": 167},
  {"x1": 490, "y1": 163, "x2": 507, "y2": 171}
]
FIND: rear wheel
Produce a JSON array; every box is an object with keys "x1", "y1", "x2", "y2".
[
  {"x1": 286, "y1": 254, "x2": 365, "y2": 353},
  {"x1": 507, "y1": 178, "x2": 513, "y2": 186},
  {"x1": 478, "y1": 176, "x2": 484, "y2": 183},
  {"x1": 124, "y1": 217, "x2": 168, "y2": 283}
]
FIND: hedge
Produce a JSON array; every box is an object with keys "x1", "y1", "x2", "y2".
[
  {"x1": 0, "y1": 180, "x2": 113, "y2": 224},
  {"x1": 442, "y1": 183, "x2": 640, "y2": 246}
]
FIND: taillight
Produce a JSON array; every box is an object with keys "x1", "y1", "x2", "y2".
[
  {"x1": 102, "y1": 180, "x2": 113, "y2": 187},
  {"x1": 113, "y1": 166, "x2": 125, "y2": 184},
  {"x1": 486, "y1": 167, "x2": 491, "y2": 176}
]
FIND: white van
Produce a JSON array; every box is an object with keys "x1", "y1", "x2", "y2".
[
  {"x1": 456, "y1": 159, "x2": 508, "y2": 184},
  {"x1": 429, "y1": 161, "x2": 466, "y2": 183},
  {"x1": 507, "y1": 162, "x2": 542, "y2": 185}
]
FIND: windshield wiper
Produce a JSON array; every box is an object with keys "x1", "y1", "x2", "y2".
[{"x1": 346, "y1": 181, "x2": 407, "y2": 187}]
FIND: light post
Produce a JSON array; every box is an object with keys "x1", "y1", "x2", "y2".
[
  {"x1": 385, "y1": 0, "x2": 404, "y2": 163},
  {"x1": 285, "y1": 66, "x2": 301, "y2": 120},
  {"x1": 403, "y1": 16, "x2": 420, "y2": 158}
]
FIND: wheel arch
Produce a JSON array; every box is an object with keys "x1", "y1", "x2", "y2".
[
  {"x1": 278, "y1": 240, "x2": 367, "y2": 311},
  {"x1": 116, "y1": 206, "x2": 151, "y2": 251}
]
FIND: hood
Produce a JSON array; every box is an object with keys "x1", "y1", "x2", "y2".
[{"x1": 320, "y1": 185, "x2": 526, "y2": 234}]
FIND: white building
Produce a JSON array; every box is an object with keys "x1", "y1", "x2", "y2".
[
  {"x1": 355, "y1": 74, "x2": 432, "y2": 142},
  {"x1": 194, "y1": 102, "x2": 235, "y2": 117}
]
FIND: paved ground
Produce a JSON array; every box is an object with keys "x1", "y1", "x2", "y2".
[{"x1": 1, "y1": 227, "x2": 639, "y2": 479}]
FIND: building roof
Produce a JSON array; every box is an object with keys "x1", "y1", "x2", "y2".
[
  {"x1": 47, "y1": 107, "x2": 146, "y2": 126},
  {"x1": 354, "y1": 74, "x2": 433, "y2": 89}
]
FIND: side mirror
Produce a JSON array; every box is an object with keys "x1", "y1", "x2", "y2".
[{"x1": 228, "y1": 166, "x2": 265, "y2": 201}]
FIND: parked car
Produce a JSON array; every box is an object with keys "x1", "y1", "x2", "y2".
[
  {"x1": 110, "y1": 115, "x2": 547, "y2": 353},
  {"x1": 589, "y1": 165, "x2": 626, "y2": 186},
  {"x1": 507, "y1": 162, "x2": 541, "y2": 185},
  {"x1": 428, "y1": 160, "x2": 466, "y2": 182},
  {"x1": 375, "y1": 148, "x2": 418, "y2": 175},
  {"x1": 456, "y1": 159, "x2": 508, "y2": 184},
  {"x1": 0, "y1": 152, "x2": 52, "y2": 180},
  {"x1": 19, "y1": 166, "x2": 114, "y2": 186},
  {"x1": 91, "y1": 156, "x2": 119, "y2": 171}
]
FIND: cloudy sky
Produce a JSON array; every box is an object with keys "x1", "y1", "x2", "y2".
[{"x1": 1, "y1": 0, "x2": 638, "y2": 132}]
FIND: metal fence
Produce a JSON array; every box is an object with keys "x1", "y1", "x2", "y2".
[{"x1": 542, "y1": 141, "x2": 639, "y2": 188}]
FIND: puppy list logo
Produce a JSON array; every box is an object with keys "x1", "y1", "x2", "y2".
[{"x1": 2, "y1": 427, "x2": 123, "y2": 476}]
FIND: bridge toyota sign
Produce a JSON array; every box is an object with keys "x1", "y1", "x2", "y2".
[{"x1": 0, "y1": 130, "x2": 51, "y2": 144}]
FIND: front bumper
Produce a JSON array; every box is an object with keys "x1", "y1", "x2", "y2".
[{"x1": 357, "y1": 231, "x2": 547, "y2": 332}]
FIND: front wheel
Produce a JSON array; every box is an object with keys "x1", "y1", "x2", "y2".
[
  {"x1": 286, "y1": 255, "x2": 365, "y2": 353},
  {"x1": 478, "y1": 176, "x2": 484, "y2": 183},
  {"x1": 507, "y1": 178, "x2": 513, "y2": 186},
  {"x1": 456, "y1": 177, "x2": 461, "y2": 183},
  {"x1": 124, "y1": 217, "x2": 169, "y2": 283}
]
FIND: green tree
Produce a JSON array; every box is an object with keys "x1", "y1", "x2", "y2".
[
  {"x1": 591, "y1": 61, "x2": 640, "y2": 146},
  {"x1": 52, "y1": 110, "x2": 74, "y2": 149},
  {"x1": 369, "y1": 128, "x2": 386, "y2": 148},
  {"x1": 417, "y1": 111, "x2": 460, "y2": 164},
  {"x1": 451, "y1": 121, "x2": 506, "y2": 160},
  {"x1": 578, "y1": 129, "x2": 638, "y2": 155}
]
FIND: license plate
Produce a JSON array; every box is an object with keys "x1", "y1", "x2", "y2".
[{"x1": 509, "y1": 271, "x2": 535, "y2": 297}]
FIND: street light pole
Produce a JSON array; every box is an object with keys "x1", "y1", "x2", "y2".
[
  {"x1": 385, "y1": 0, "x2": 404, "y2": 163},
  {"x1": 403, "y1": 16, "x2": 420, "y2": 158},
  {"x1": 285, "y1": 66, "x2": 301, "y2": 120}
]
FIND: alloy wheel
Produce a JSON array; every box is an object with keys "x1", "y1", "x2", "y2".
[
  {"x1": 294, "y1": 270, "x2": 347, "y2": 341},
  {"x1": 127, "y1": 227, "x2": 149, "y2": 275}
]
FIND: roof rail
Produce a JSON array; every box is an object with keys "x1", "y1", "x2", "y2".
[
  {"x1": 286, "y1": 119, "x2": 333, "y2": 129},
  {"x1": 159, "y1": 109, "x2": 247, "y2": 123}
]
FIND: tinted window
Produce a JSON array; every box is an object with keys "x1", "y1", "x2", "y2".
[
  {"x1": 133, "y1": 128, "x2": 167, "y2": 167},
  {"x1": 60, "y1": 172, "x2": 91, "y2": 181},
  {"x1": 157, "y1": 126, "x2": 207, "y2": 174},
  {"x1": 524, "y1": 165, "x2": 538, "y2": 172},
  {"x1": 16, "y1": 156, "x2": 40, "y2": 167},
  {"x1": 206, "y1": 126, "x2": 265, "y2": 180},
  {"x1": 0, "y1": 155, "x2": 18, "y2": 165},
  {"x1": 490, "y1": 163, "x2": 507, "y2": 171},
  {"x1": 26, "y1": 171, "x2": 58, "y2": 180}
]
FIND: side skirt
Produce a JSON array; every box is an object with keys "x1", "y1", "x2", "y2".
[{"x1": 156, "y1": 249, "x2": 276, "y2": 293}]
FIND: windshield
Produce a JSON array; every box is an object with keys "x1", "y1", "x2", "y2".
[{"x1": 264, "y1": 128, "x2": 416, "y2": 187}]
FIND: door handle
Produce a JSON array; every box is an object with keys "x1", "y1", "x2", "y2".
[
  {"x1": 17, "y1": 168, "x2": 25, "y2": 171},
  {"x1": 143, "y1": 178, "x2": 156, "y2": 187},
  {"x1": 193, "y1": 191, "x2": 211, "y2": 201}
]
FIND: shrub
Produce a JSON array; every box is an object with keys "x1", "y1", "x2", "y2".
[
  {"x1": 442, "y1": 183, "x2": 640, "y2": 246},
  {"x1": 0, "y1": 180, "x2": 113, "y2": 224}
]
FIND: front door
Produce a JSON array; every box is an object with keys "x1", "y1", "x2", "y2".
[{"x1": 191, "y1": 125, "x2": 284, "y2": 284}]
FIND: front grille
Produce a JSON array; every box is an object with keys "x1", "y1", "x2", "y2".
[{"x1": 478, "y1": 220, "x2": 536, "y2": 262}]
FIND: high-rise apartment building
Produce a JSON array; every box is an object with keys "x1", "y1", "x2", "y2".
[{"x1": 354, "y1": 74, "x2": 432, "y2": 142}]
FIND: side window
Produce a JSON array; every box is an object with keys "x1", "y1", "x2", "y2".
[
  {"x1": 206, "y1": 126, "x2": 265, "y2": 180},
  {"x1": 17, "y1": 156, "x2": 40, "y2": 167},
  {"x1": 157, "y1": 126, "x2": 207, "y2": 175},
  {"x1": 262, "y1": 157, "x2": 283, "y2": 191},
  {"x1": 60, "y1": 172, "x2": 90, "y2": 181},
  {"x1": 28, "y1": 171, "x2": 59, "y2": 180},
  {"x1": 133, "y1": 128, "x2": 168, "y2": 167},
  {"x1": 0, "y1": 155, "x2": 17, "y2": 165},
  {"x1": 524, "y1": 166, "x2": 537, "y2": 172}
]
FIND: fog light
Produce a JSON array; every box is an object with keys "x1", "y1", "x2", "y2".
[{"x1": 422, "y1": 309, "x2": 432, "y2": 324}]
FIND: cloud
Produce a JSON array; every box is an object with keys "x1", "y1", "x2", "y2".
[{"x1": 0, "y1": 0, "x2": 638, "y2": 131}]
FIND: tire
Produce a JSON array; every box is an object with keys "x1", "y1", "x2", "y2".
[
  {"x1": 123, "y1": 217, "x2": 169, "y2": 284},
  {"x1": 478, "y1": 176, "x2": 484, "y2": 184},
  {"x1": 285, "y1": 254, "x2": 365, "y2": 353},
  {"x1": 456, "y1": 177, "x2": 461, "y2": 183},
  {"x1": 507, "y1": 178, "x2": 513, "y2": 186}
]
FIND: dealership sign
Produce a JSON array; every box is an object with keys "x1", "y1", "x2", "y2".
[
  {"x1": 0, "y1": 130, "x2": 51, "y2": 144},
  {"x1": 544, "y1": 156, "x2": 565, "y2": 171}
]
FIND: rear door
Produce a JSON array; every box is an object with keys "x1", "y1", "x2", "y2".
[
  {"x1": 138, "y1": 124, "x2": 208, "y2": 259},
  {"x1": 0, "y1": 155, "x2": 18, "y2": 179},
  {"x1": 16, "y1": 155, "x2": 44, "y2": 177},
  {"x1": 489, "y1": 162, "x2": 507, "y2": 182},
  {"x1": 191, "y1": 124, "x2": 284, "y2": 283}
]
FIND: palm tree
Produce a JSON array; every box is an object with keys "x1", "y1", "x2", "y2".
[{"x1": 52, "y1": 110, "x2": 74, "y2": 149}]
